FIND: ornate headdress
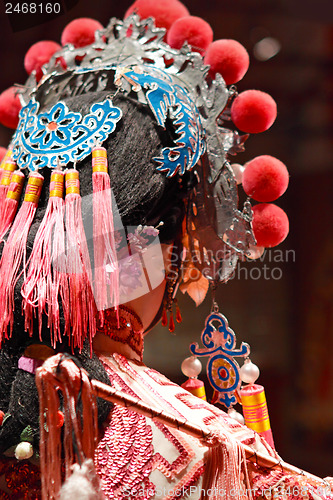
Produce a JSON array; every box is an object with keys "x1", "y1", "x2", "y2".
[{"x1": 0, "y1": 12, "x2": 289, "y2": 353}]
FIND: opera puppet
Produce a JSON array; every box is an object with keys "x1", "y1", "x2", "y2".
[{"x1": 0, "y1": 2, "x2": 330, "y2": 499}]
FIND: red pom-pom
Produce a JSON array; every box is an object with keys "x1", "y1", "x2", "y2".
[
  {"x1": 24, "y1": 40, "x2": 62, "y2": 81},
  {"x1": 0, "y1": 147, "x2": 7, "y2": 163},
  {"x1": 204, "y1": 39, "x2": 249, "y2": 85},
  {"x1": 0, "y1": 87, "x2": 22, "y2": 129},
  {"x1": 252, "y1": 203, "x2": 289, "y2": 247},
  {"x1": 0, "y1": 410, "x2": 4, "y2": 426},
  {"x1": 231, "y1": 90, "x2": 277, "y2": 133},
  {"x1": 125, "y1": 0, "x2": 189, "y2": 31},
  {"x1": 61, "y1": 18, "x2": 103, "y2": 48},
  {"x1": 167, "y1": 16, "x2": 213, "y2": 54},
  {"x1": 243, "y1": 155, "x2": 289, "y2": 202}
]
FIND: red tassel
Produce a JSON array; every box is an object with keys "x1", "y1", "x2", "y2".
[
  {"x1": 0, "y1": 170, "x2": 25, "y2": 242},
  {"x1": 36, "y1": 354, "x2": 98, "y2": 499},
  {"x1": 92, "y1": 146, "x2": 119, "y2": 323},
  {"x1": 0, "y1": 158, "x2": 16, "y2": 216},
  {"x1": 22, "y1": 170, "x2": 67, "y2": 346},
  {"x1": 65, "y1": 169, "x2": 96, "y2": 352},
  {"x1": 0, "y1": 171, "x2": 44, "y2": 343}
]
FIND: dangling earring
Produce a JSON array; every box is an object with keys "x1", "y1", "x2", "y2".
[{"x1": 161, "y1": 271, "x2": 182, "y2": 333}]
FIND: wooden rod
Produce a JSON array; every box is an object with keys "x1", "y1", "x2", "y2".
[{"x1": 92, "y1": 379, "x2": 328, "y2": 487}]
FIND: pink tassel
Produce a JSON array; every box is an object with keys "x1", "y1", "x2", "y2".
[
  {"x1": 0, "y1": 158, "x2": 16, "y2": 216},
  {"x1": 36, "y1": 354, "x2": 99, "y2": 500},
  {"x1": 0, "y1": 170, "x2": 25, "y2": 242},
  {"x1": 21, "y1": 170, "x2": 68, "y2": 347},
  {"x1": 92, "y1": 146, "x2": 119, "y2": 324},
  {"x1": 202, "y1": 431, "x2": 252, "y2": 500},
  {"x1": 65, "y1": 169, "x2": 96, "y2": 352},
  {"x1": 0, "y1": 171, "x2": 44, "y2": 343}
]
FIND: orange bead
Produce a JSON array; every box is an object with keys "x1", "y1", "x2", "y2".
[
  {"x1": 168, "y1": 313, "x2": 175, "y2": 333},
  {"x1": 161, "y1": 307, "x2": 168, "y2": 327},
  {"x1": 176, "y1": 304, "x2": 182, "y2": 323}
]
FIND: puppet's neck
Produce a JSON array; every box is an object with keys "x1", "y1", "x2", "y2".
[{"x1": 92, "y1": 306, "x2": 144, "y2": 362}]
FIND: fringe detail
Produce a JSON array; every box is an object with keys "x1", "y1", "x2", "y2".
[
  {"x1": 202, "y1": 432, "x2": 253, "y2": 500},
  {"x1": 92, "y1": 169, "x2": 119, "y2": 321},
  {"x1": 0, "y1": 170, "x2": 25, "y2": 242},
  {"x1": 65, "y1": 169, "x2": 96, "y2": 352},
  {"x1": 0, "y1": 172, "x2": 43, "y2": 343},
  {"x1": 21, "y1": 170, "x2": 67, "y2": 347},
  {"x1": 36, "y1": 353, "x2": 99, "y2": 500}
]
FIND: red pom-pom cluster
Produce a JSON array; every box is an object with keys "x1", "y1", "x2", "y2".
[
  {"x1": 204, "y1": 39, "x2": 249, "y2": 85},
  {"x1": 0, "y1": 147, "x2": 7, "y2": 164},
  {"x1": 243, "y1": 155, "x2": 289, "y2": 202},
  {"x1": 231, "y1": 90, "x2": 277, "y2": 133},
  {"x1": 252, "y1": 203, "x2": 289, "y2": 248},
  {"x1": 24, "y1": 41, "x2": 62, "y2": 81},
  {"x1": 61, "y1": 18, "x2": 103, "y2": 48},
  {"x1": 0, "y1": 87, "x2": 22, "y2": 129},
  {"x1": 125, "y1": 0, "x2": 189, "y2": 31},
  {"x1": 167, "y1": 16, "x2": 213, "y2": 54}
]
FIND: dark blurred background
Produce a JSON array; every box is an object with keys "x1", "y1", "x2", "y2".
[{"x1": 0, "y1": 0, "x2": 332, "y2": 477}]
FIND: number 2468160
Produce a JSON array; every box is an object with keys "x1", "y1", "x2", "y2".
[{"x1": 5, "y1": 3, "x2": 61, "y2": 14}]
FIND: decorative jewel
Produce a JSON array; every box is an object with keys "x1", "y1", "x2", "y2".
[
  {"x1": 190, "y1": 303, "x2": 250, "y2": 408},
  {"x1": 230, "y1": 163, "x2": 245, "y2": 185},
  {"x1": 239, "y1": 358, "x2": 260, "y2": 385},
  {"x1": 11, "y1": 98, "x2": 122, "y2": 171},
  {"x1": 239, "y1": 383, "x2": 275, "y2": 449},
  {"x1": 181, "y1": 356, "x2": 207, "y2": 400},
  {"x1": 246, "y1": 244, "x2": 265, "y2": 260},
  {"x1": 181, "y1": 356, "x2": 202, "y2": 378},
  {"x1": 127, "y1": 224, "x2": 161, "y2": 254},
  {"x1": 14, "y1": 442, "x2": 34, "y2": 461}
]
